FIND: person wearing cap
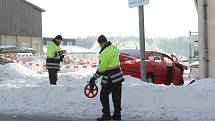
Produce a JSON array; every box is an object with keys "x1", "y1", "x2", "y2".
[
  {"x1": 46, "y1": 35, "x2": 66, "y2": 85},
  {"x1": 89, "y1": 35, "x2": 124, "y2": 121}
]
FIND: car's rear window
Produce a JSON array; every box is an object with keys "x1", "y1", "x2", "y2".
[{"x1": 120, "y1": 49, "x2": 141, "y2": 58}]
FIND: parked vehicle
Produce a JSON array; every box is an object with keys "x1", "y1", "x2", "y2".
[
  {"x1": 19, "y1": 47, "x2": 37, "y2": 54},
  {"x1": 0, "y1": 46, "x2": 36, "y2": 64},
  {"x1": 0, "y1": 46, "x2": 18, "y2": 64},
  {"x1": 0, "y1": 45, "x2": 19, "y2": 53},
  {"x1": 119, "y1": 49, "x2": 184, "y2": 86},
  {"x1": 0, "y1": 46, "x2": 36, "y2": 54}
]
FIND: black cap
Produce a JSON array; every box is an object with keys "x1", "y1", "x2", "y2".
[
  {"x1": 97, "y1": 35, "x2": 107, "y2": 43},
  {"x1": 55, "y1": 35, "x2": 63, "y2": 40}
]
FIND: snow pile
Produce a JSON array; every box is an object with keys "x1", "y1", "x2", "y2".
[
  {"x1": 0, "y1": 63, "x2": 36, "y2": 80},
  {"x1": 0, "y1": 63, "x2": 215, "y2": 121}
]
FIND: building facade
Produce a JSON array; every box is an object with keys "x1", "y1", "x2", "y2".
[
  {"x1": 0, "y1": 0, "x2": 45, "y2": 52},
  {"x1": 195, "y1": 0, "x2": 215, "y2": 79}
]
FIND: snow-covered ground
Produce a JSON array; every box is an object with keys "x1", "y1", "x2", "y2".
[
  {"x1": 0, "y1": 62, "x2": 215, "y2": 121},
  {"x1": 0, "y1": 45, "x2": 214, "y2": 121}
]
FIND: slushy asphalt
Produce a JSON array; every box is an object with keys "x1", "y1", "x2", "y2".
[{"x1": 0, "y1": 114, "x2": 179, "y2": 121}]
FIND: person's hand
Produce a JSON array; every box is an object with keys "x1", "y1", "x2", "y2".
[
  {"x1": 62, "y1": 50, "x2": 67, "y2": 54},
  {"x1": 89, "y1": 77, "x2": 96, "y2": 90},
  {"x1": 60, "y1": 55, "x2": 64, "y2": 62}
]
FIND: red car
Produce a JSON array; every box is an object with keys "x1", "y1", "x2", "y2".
[{"x1": 119, "y1": 49, "x2": 184, "y2": 85}]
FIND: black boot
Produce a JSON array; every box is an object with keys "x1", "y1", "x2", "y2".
[
  {"x1": 111, "y1": 112, "x2": 121, "y2": 120},
  {"x1": 97, "y1": 114, "x2": 111, "y2": 121}
]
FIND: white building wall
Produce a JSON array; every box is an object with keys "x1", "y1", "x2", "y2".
[
  {"x1": 0, "y1": 35, "x2": 43, "y2": 52},
  {"x1": 197, "y1": 0, "x2": 215, "y2": 79},
  {"x1": 198, "y1": 0, "x2": 206, "y2": 79},
  {"x1": 207, "y1": 0, "x2": 215, "y2": 78}
]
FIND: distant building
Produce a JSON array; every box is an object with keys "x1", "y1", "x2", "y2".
[
  {"x1": 0, "y1": 0, "x2": 45, "y2": 52},
  {"x1": 43, "y1": 37, "x2": 76, "y2": 46}
]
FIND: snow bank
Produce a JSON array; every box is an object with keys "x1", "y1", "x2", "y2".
[{"x1": 0, "y1": 63, "x2": 215, "y2": 121}]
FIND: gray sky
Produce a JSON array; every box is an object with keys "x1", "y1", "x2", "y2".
[{"x1": 27, "y1": 0, "x2": 198, "y2": 38}]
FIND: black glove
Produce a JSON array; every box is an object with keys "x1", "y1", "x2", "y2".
[
  {"x1": 59, "y1": 50, "x2": 64, "y2": 56},
  {"x1": 60, "y1": 55, "x2": 64, "y2": 62},
  {"x1": 55, "y1": 51, "x2": 63, "y2": 57},
  {"x1": 89, "y1": 76, "x2": 96, "y2": 90}
]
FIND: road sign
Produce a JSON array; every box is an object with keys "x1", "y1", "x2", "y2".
[
  {"x1": 187, "y1": 36, "x2": 198, "y2": 43},
  {"x1": 128, "y1": 0, "x2": 149, "y2": 8}
]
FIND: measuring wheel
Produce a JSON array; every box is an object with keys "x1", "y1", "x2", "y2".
[{"x1": 84, "y1": 83, "x2": 98, "y2": 98}]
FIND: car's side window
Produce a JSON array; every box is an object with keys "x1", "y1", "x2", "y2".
[
  {"x1": 154, "y1": 56, "x2": 161, "y2": 61},
  {"x1": 163, "y1": 56, "x2": 173, "y2": 66},
  {"x1": 163, "y1": 55, "x2": 172, "y2": 62},
  {"x1": 148, "y1": 55, "x2": 154, "y2": 60},
  {"x1": 148, "y1": 55, "x2": 161, "y2": 62}
]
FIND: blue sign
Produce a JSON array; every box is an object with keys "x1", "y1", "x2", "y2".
[{"x1": 128, "y1": 0, "x2": 149, "y2": 8}]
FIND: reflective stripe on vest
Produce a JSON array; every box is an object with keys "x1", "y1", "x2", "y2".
[
  {"x1": 102, "y1": 72, "x2": 122, "y2": 79},
  {"x1": 101, "y1": 80, "x2": 108, "y2": 84},
  {"x1": 94, "y1": 73, "x2": 101, "y2": 79},
  {"x1": 47, "y1": 57, "x2": 60, "y2": 59},
  {"x1": 101, "y1": 73, "x2": 123, "y2": 84},
  {"x1": 103, "y1": 76, "x2": 108, "y2": 79},
  {"x1": 111, "y1": 72, "x2": 122, "y2": 78},
  {"x1": 46, "y1": 62, "x2": 60, "y2": 66},
  {"x1": 112, "y1": 76, "x2": 124, "y2": 83},
  {"x1": 46, "y1": 66, "x2": 60, "y2": 69},
  {"x1": 101, "y1": 76, "x2": 123, "y2": 84}
]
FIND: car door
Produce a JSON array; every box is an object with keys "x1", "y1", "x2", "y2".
[
  {"x1": 147, "y1": 52, "x2": 167, "y2": 84},
  {"x1": 163, "y1": 55, "x2": 174, "y2": 85}
]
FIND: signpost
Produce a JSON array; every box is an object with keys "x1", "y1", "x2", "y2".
[
  {"x1": 187, "y1": 31, "x2": 199, "y2": 64},
  {"x1": 128, "y1": 0, "x2": 149, "y2": 82},
  {"x1": 128, "y1": 0, "x2": 149, "y2": 8}
]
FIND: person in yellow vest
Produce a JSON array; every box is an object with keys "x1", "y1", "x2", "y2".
[
  {"x1": 89, "y1": 35, "x2": 124, "y2": 121},
  {"x1": 46, "y1": 35, "x2": 66, "y2": 85}
]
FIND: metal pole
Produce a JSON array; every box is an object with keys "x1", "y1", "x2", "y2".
[
  {"x1": 189, "y1": 31, "x2": 192, "y2": 64},
  {"x1": 189, "y1": 43, "x2": 192, "y2": 63},
  {"x1": 138, "y1": 5, "x2": 146, "y2": 81}
]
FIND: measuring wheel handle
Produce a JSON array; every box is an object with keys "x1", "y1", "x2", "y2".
[{"x1": 84, "y1": 83, "x2": 98, "y2": 98}]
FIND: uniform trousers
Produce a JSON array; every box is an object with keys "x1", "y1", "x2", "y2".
[{"x1": 100, "y1": 81, "x2": 122, "y2": 115}]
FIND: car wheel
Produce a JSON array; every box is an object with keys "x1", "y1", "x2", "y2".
[{"x1": 146, "y1": 73, "x2": 154, "y2": 83}]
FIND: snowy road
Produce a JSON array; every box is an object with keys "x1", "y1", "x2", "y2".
[
  {"x1": 0, "y1": 115, "x2": 92, "y2": 121},
  {"x1": 0, "y1": 114, "x2": 97, "y2": 121},
  {"x1": 0, "y1": 114, "x2": 177, "y2": 121}
]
